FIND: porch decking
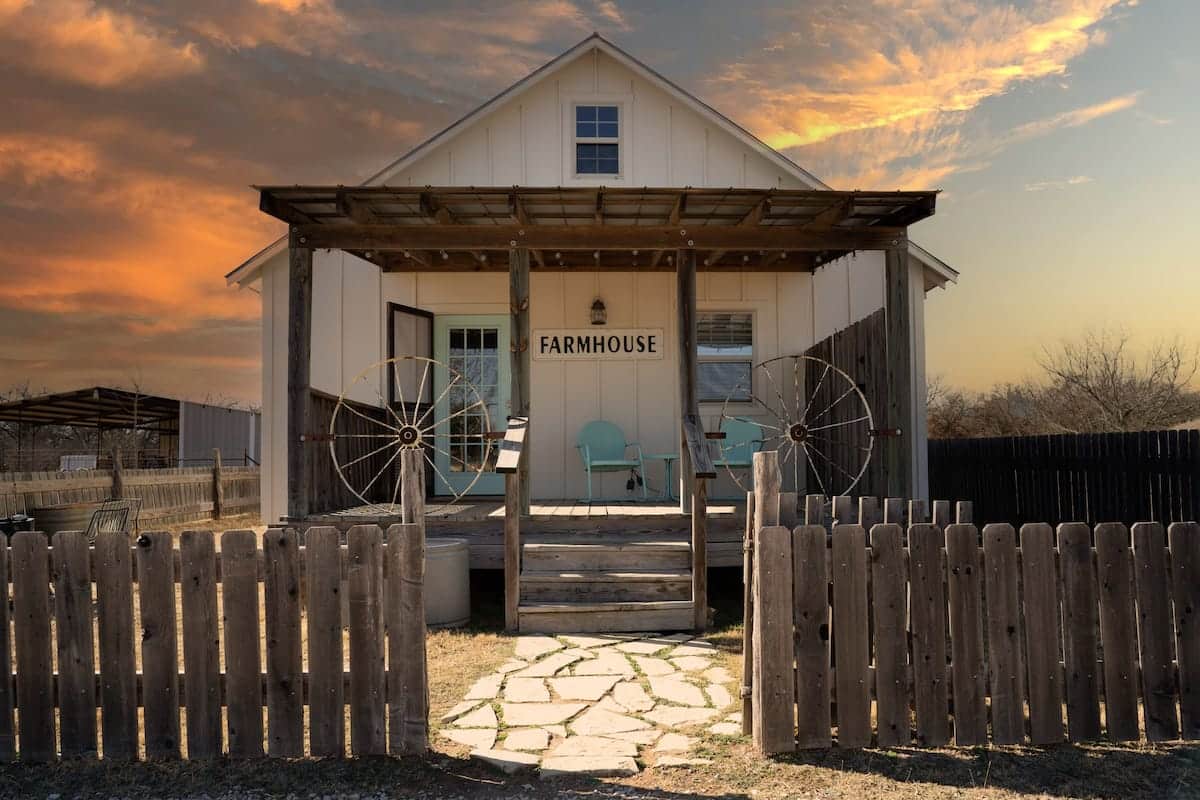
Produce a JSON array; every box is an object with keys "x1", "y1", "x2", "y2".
[{"x1": 288, "y1": 500, "x2": 746, "y2": 570}]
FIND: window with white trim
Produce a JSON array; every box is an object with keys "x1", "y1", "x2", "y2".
[
  {"x1": 697, "y1": 312, "x2": 753, "y2": 402},
  {"x1": 574, "y1": 104, "x2": 620, "y2": 175}
]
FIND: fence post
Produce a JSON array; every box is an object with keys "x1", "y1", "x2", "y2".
[
  {"x1": 110, "y1": 447, "x2": 124, "y2": 499},
  {"x1": 740, "y1": 490, "x2": 755, "y2": 735},
  {"x1": 749, "y1": 450, "x2": 783, "y2": 748},
  {"x1": 397, "y1": 448, "x2": 429, "y2": 753},
  {"x1": 212, "y1": 448, "x2": 224, "y2": 519}
]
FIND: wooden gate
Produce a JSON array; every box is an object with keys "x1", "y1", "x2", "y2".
[{"x1": 744, "y1": 449, "x2": 1200, "y2": 753}]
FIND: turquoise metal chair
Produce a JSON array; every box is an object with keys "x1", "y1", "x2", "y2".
[
  {"x1": 576, "y1": 421, "x2": 647, "y2": 503},
  {"x1": 712, "y1": 418, "x2": 765, "y2": 482}
]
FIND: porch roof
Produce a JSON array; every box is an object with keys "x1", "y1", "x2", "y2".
[{"x1": 257, "y1": 185, "x2": 936, "y2": 271}]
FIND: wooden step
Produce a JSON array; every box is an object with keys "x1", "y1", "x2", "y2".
[
  {"x1": 517, "y1": 600, "x2": 694, "y2": 634},
  {"x1": 521, "y1": 540, "x2": 691, "y2": 571},
  {"x1": 519, "y1": 569, "x2": 692, "y2": 603}
]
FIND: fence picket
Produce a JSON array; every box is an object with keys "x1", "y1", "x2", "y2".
[
  {"x1": 946, "y1": 523, "x2": 986, "y2": 745},
  {"x1": 1131, "y1": 522, "x2": 1180, "y2": 741},
  {"x1": 263, "y1": 528, "x2": 304, "y2": 757},
  {"x1": 349, "y1": 525, "x2": 386, "y2": 755},
  {"x1": 1095, "y1": 523, "x2": 1140, "y2": 741},
  {"x1": 1169, "y1": 522, "x2": 1200, "y2": 738},
  {"x1": 222, "y1": 530, "x2": 264, "y2": 757},
  {"x1": 136, "y1": 531, "x2": 181, "y2": 758},
  {"x1": 1058, "y1": 523, "x2": 1102, "y2": 741},
  {"x1": 753, "y1": 525, "x2": 796, "y2": 754},
  {"x1": 982, "y1": 523, "x2": 1025, "y2": 744},
  {"x1": 397, "y1": 521, "x2": 429, "y2": 753},
  {"x1": 12, "y1": 531, "x2": 55, "y2": 761},
  {"x1": 831, "y1": 524, "x2": 870, "y2": 747},
  {"x1": 306, "y1": 527, "x2": 346, "y2": 756},
  {"x1": 53, "y1": 531, "x2": 98, "y2": 757},
  {"x1": 179, "y1": 530, "x2": 221, "y2": 758},
  {"x1": 869, "y1": 523, "x2": 908, "y2": 746},
  {"x1": 96, "y1": 530, "x2": 138, "y2": 759},
  {"x1": 793, "y1": 524, "x2": 831, "y2": 749},
  {"x1": 0, "y1": 534, "x2": 13, "y2": 762},
  {"x1": 908, "y1": 523, "x2": 950, "y2": 745},
  {"x1": 1020, "y1": 523, "x2": 1065, "y2": 743}
]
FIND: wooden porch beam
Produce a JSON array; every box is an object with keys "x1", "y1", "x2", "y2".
[
  {"x1": 295, "y1": 223, "x2": 906, "y2": 253},
  {"x1": 509, "y1": 195, "x2": 546, "y2": 269},
  {"x1": 509, "y1": 249, "x2": 532, "y2": 515},
  {"x1": 287, "y1": 231, "x2": 313, "y2": 520},
  {"x1": 884, "y1": 246, "x2": 914, "y2": 499}
]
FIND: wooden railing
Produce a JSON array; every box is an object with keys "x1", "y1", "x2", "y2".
[
  {"x1": 683, "y1": 414, "x2": 716, "y2": 632},
  {"x1": 497, "y1": 416, "x2": 528, "y2": 631}
]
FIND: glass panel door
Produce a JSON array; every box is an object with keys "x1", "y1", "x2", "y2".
[{"x1": 432, "y1": 315, "x2": 510, "y2": 496}]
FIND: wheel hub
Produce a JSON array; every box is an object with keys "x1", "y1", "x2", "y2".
[
  {"x1": 398, "y1": 424, "x2": 422, "y2": 447},
  {"x1": 788, "y1": 422, "x2": 809, "y2": 443}
]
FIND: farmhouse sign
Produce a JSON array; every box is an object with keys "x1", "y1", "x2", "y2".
[{"x1": 533, "y1": 328, "x2": 665, "y2": 361}]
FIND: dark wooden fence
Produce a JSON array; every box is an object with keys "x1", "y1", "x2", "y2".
[
  {"x1": 745, "y1": 450, "x2": 1200, "y2": 754},
  {"x1": 0, "y1": 522, "x2": 429, "y2": 761},
  {"x1": 929, "y1": 429, "x2": 1200, "y2": 526}
]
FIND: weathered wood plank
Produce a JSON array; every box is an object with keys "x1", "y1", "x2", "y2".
[
  {"x1": 692, "y1": 478, "x2": 708, "y2": 632},
  {"x1": 394, "y1": 521, "x2": 429, "y2": 753},
  {"x1": 945, "y1": 523, "x2": 986, "y2": 746},
  {"x1": 1095, "y1": 522, "x2": 1140, "y2": 741},
  {"x1": 348, "y1": 525, "x2": 386, "y2": 755},
  {"x1": 1058, "y1": 522, "x2": 1102, "y2": 742},
  {"x1": 871, "y1": 522, "x2": 909, "y2": 746},
  {"x1": 1020, "y1": 523, "x2": 1064, "y2": 744},
  {"x1": 505, "y1": 471, "x2": 520, "y2": 631},
  {"x1": 222, "y1": 530, "x2": 264, "y2": 757},
  {"x1": 509, "y1": 249, "x2": 531, "y2": 513},
  {"x1": 179, "y1": 530, "x2": 221, "y2": 758},
  {"x1": 12, "y1": 531, "x2": 55, "y2": 761},
  {"x1": 982, "y1": 523, "x2": 1025, "y2": 744},
  {"x1": 884, "y1": 244, "x2": 913, "y2": 499},
  {"x1": 53, "y1": 531, "x2": 97, "y2": 757},
  {"x1": 753, "y1": 525, "x2": 795, "y2": 754},
  {"x1": 794, "y1": 523, "x2": 832, "y2": 749},
  {"x1": 1169, "y1": 522, "x2": 1200, "y2": 739},
  {"x1": 831, "y1": 524, "x2": 870, "y2": 747},
  {"x1": 136, "y1": 531, "x2": 180, "y2": 758},
  {"x1": 306, "y1": 527, "x2": 345, "y2": 757},
  {"x1": 741, "y1": 491, "x2": 755, "y2": 736},
  {"x1": 263, "y1": 528, "x2": 304, "y2": 757},
  {"x1": 287, "y1": 237, "x2": 313, "y2": 520},
  {"x1": 678, "y1": 248, "x2": 699, "y2": 508},
  {"x1": 1131, "y1": 522, "x2": 1180, "y2": 741},
  {"x1": 96, "y1": 530, "x2": 138, "y2": 759},
  {"x1": 0, "y1": 533, "x2": 13, "y2": 762},
  {"x1": 908, "y1": 523, "x2": 949, "y2": 745}
]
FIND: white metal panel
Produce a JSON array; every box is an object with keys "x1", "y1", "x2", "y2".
[
  {"x1": 848, "y1": 251, "x2": 885, "y2": 322},
  {"x1": 340, "y1": 254, "x2": 383, "y2": 405},
  {"x1": 310, "y1": 250, "x2": 343, "y2": 397},
  {"x1": 490, "y1": 105, "x2": 525, "y2": 185}
]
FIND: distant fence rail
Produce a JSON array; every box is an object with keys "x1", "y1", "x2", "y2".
[
  {"x1": 0, "y1": 464, "x2": 259, "y2": 525},
  {"x1": 929, "y1": 429, "x2": 1200, "y2": 526},
  {"x1": 745, "y1": 450, "x2": 1200, "y2": 754},
  {"x1": 0, "y1": 525, "x2": 429, "y2": 761}
]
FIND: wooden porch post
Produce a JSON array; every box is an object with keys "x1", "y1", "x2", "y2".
[
  {"x1": 287, "y1": 230, "x2": 313, "y2": 521},
  {"x1": 676, "y1": 249, "x2": 698, "y2": 513},
  {"x1": 509, "y1": 248, "x2": 531, "y2": 515},
  {"x1": 884, "y1": 242, "x2": 914, "y2": 499}
]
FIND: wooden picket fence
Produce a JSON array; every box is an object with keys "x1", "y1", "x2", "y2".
[
  {"x1": 745, "y1": 452, "x2": 1200, "y2": 754},
  {"x1": 0, "y1": 522, "x2": 429, "y2": 762}
]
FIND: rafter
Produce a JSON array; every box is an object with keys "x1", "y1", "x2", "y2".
[{"x1": 510, "y1": 193, "x2": 546, "y2": 268}]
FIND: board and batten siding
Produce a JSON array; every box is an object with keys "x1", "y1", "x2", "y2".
[{"x1": 253, "y1": 46, "x2": 931, "y2": 522}]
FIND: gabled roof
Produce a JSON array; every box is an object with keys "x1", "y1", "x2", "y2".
[{"x1": 226, "y1": 33, "x2": 957, "y2": 286}]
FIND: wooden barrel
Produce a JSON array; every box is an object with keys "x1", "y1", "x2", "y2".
[{"x1": 30, "y1": 502, "x2": 100, "y2": 535}]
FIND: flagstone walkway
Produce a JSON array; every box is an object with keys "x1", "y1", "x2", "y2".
[{"x1": 439, "y1": 632, "x2": 743, "y2": 777}]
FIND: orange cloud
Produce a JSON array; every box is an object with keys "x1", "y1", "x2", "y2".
[
  {"x1": 0, "y1": 0, "x2": 204, "y2": 87},
  {"x1": 706, "y1": 0, "x2": 1134, "y2": 187}
]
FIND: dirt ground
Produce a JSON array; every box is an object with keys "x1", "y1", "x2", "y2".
[{"x1": 2, "y1": 520, "x2": 1197, "y2": 799}]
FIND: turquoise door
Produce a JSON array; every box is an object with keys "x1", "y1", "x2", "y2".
[{"x1": 432, "y1": 315, "x2": 510, "y2": 496}]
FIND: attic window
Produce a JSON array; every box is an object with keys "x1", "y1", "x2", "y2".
[{"x1": 575, "y1": 105, "x2": 619, "y2": 175}]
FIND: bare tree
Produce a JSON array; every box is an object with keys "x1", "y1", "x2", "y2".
[{"x1": 1035, "y1": 329, "x2": 1200, "y2": 432}]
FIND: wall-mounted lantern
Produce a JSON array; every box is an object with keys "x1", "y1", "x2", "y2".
[{"x1": 590, "y1": 298, "x2": 607, "y2": 325}]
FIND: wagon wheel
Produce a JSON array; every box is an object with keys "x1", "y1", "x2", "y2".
[
  {"x1": 718, "y1": 354, "x2": 874, "y2": 497},
  {"x1": 329, "y1": 356, "x2": 492, "y2": 513}
]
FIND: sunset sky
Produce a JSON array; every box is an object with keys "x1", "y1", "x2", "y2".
[{"x1": 1, "y1": 0, "x2": 1196, "y2": 406}]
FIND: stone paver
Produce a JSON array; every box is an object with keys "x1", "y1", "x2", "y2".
[
  {"x1": 611, "y1": 680, "x2": 655, "y2": 712},
  {"x1": 631, "y1": 655, "x2": 675, "y2": 676},
  {"x1": 471, "y1": 748, "x2": 539, "y2": 773},
  {"x1": 569, "y1": 706, "x2": 651, "y2": 736},
  {"x1": 503, "y1": 728, "x2": 551, "y2": 751},
  {"x1": 647, "y1": 676, "x2": 707, "y2": 707},
  {"x1": 452, "y1": 704, "x2": 498, "y2": 728},
  {"x1": 504, "y1": 677, "x2": 550, "y2": 702},
  {"x1": 515, "y1": 635, "x2": 565, "y2": 660},
  {"x1": 445, "y1": 631, "x2": 737, "y2": 777},
  {"x1": 441, "y1": 728, "x2": 497, "y2": 749},
  {"x1": 540, "y1": 756, "x2": 639, "y2": 777},
  {"x1": 549, "y1": 735, "x2": 637, "y2": 757},
  {"x1": 549, "y1": 675, "x2": 622, "y2": 700},
  {"x1": 501, "y1": 702, "x2": 587, "y2": 726}
]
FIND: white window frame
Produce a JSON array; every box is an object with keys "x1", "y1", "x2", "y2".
[
  {"x1": 696, "y1": 310, "x2": 756, "y2": 405},
  {"x1": 561, "y1": 94, "x2": 632, "y2": 185}
]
